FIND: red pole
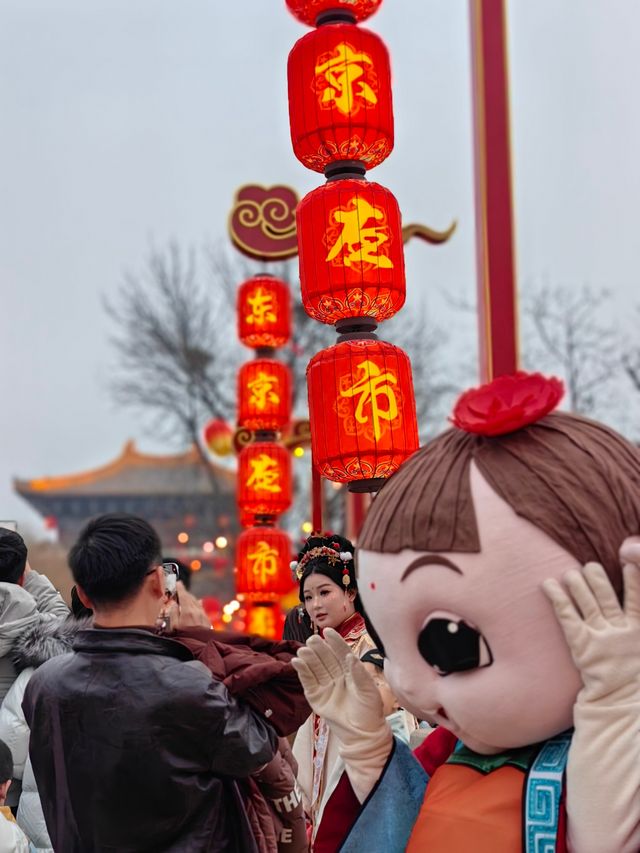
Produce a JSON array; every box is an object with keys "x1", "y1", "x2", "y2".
[
  {"x1": 311, "y1": 463, "x2": 324, "y2": 533},
  {"x1": 469, "y1": 0, "x2": 519, "y2": 381},
  {"x1": 346, "y1": 492, "x2": 369, "y2": 543}
]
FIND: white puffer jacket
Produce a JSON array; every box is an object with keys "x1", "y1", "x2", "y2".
[{"x1": 0, "y1": 617, "x2": 85, "y2": 853}]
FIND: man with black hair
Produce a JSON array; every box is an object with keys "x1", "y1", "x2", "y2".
[
  {"x1": 0, "y1": 738, "x2": 29, "y2": 851},
  {"x1": 23, "y1": 513, "x2": 277, "y2": 852}
]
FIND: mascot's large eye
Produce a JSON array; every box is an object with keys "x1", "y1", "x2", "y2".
[{"x1": 417, "y1": 616, "x2": 493, "y2": 676}]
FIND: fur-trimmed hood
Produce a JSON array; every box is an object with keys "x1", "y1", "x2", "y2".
[{"x1": 11, "y1": 616, "x2": 91, "y2": 672}]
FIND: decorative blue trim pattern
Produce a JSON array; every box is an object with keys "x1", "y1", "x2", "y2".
[
  {"x1": 525, "y1": 732, "x2": 571, "y2": 853},
  {"x1": 340, "y1": 739, "x2": 428, "y2": 853}
]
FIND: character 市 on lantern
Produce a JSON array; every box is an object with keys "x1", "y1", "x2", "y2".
[{"x1": 293, "y1": 372, "x2": 640, "y2": 852}]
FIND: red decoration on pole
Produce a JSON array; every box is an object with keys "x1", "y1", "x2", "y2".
[
  {"x1": 238, "y1": 442, "x2": 293, "y2": 517},
  {"x1": 307, "y1": 339, "x2": 419, "y2": 487},
  {"x1": 286, "y1": 0, "x2": 383, "y2": 26},
  {"x1": 238, "y1": 275, "x2": 292, "y2": 349},
  {"x1": 470, "y1": 0, "x2": 518, "y2": 381},
  {"x1": 202, "y1": 419, "x2": 233, "y2": 457},
  {"x1": 297, "y1": 178, "x2": 405, "y2": 324},
  {"x1": 228, "y1": 185, "x2": 299, "y2": 261},
  {"x1": 288, "y1": 24, "x2": 393, "y2": 172},
  {"x1": 237, "y1": 360, "x2": 292, "y2": 432},
  {"x1": 236, "y1": 527, "x2": 294, "y2": 600}
]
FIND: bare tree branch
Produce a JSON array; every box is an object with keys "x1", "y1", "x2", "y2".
[{"x1": 521, "y1": 283, "x2": 622, "y2": 417}]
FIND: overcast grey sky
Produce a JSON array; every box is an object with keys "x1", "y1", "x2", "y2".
[{"x1": 1, "y1": 1, "x2": 639, "y2": 534}]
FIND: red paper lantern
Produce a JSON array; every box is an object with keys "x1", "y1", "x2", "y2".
[
  {"x1": 237, "y1": 275, "x2": 292, "y2": 348},
  {"x1": 288, "y1": 24, "x2": 393, "y2": 172},
  {"x1": 307, "y1": 338, "x2": 419, "y2": 484},
  {"x1": 236, "y1": 527, "x2": 294, "y2": 600},
  {"x1": 238, "y1": 360, "x2": 292, "y2": 431},
  {"x1": 297, "y1": 178, "x2": 405, "y2": 324},
  {"x1": 286, "y1": 0, "x2": 383, "y2": 27},
  {"x1": 244, "y1": 601, "x2": 285, "y2": 640},
  {"x1": 202, "y1": 418, "x2": 233, "y2": 456},
  {"x1": 238, "y1": 442, "x2": 293, "y2": 516}
]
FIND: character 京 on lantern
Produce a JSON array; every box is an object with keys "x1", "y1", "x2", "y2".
[
  {"x1": 238, "y1": 275, "x2": 292, "y2": 349},
  {"x1": 288, "y1": 24, "x2": 393, "y2": 173},
  {"x1": 238, "y1": 360, "x2": 292, "y2": 432}
]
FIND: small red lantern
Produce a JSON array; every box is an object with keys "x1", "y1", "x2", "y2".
[
  {"x1": 307, "y1": 338, "x2": 419, "y2": 486},
  {"x1": 288, "y1": 24, "x2": 393, "y2": 173},
  {"x1": 236, "y1": 527, "x2": 294, "y2": 600},
  {"x1": 297, "y1": 178, "x2": 405, "y2": 324},
  {"x1": 237, "y1": 275, "x2": 292, "y2": 349},
  {"x1": 238, "y1": 360, "x2": 292, "y2": 431},
  {"x1": 244, "y1": 601, "x2": 285, "y2": 640},
  {"x1": 286, "y1": 0, "x2": 383, "y2": 27},
  {"x1": 202, "y1": 418, "x2": 233, "y2": 456},
  {"x1": 238, "y1": 442, "x2": 293, "y2": 516}
]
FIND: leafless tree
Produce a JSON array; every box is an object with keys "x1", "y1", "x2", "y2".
[
  {"x1": 105, "y1": 242, "x2": 240, "y2": 489},
  {"x1": 521, "y1": 283, "x2": 622, "y2": 418},
  {"x1": 623, "y1": 307, "x2": 640, "y2": 395},
  {"x1": 106, "y1": 240, "x2": 457, "y2": 531}
]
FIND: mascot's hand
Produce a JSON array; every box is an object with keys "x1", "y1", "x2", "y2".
[
  {"x1": 292, "y1": 629, "x2": 393, "y2": 802},
  {"x1": 543, "y1": 561, "x2": 640, "y2": 702},
  {"x1": 293, "y1": 629, "x2": 386, "y2": 737}
]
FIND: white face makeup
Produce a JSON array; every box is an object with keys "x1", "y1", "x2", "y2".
[{"x1": 358, "y1": 463, "x2": 584, "y2": 754}]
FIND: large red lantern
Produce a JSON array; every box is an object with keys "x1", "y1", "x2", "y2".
[
  {"x1": 237, "y1": 275, "x2": 292, "y2": 349},
  {"x1": 307, "y1": 338, "x2": 419, "y2": 485},
  {"x1": 238, "y1": 442, "x2": 293, "y2": 516},
  {"x1": 297, "y1": 178, "x2": 405, "y2": 324},
  {"x1": 286, "y1": 0, "x2": 383, "y2": 27},
  {"x1": 244, "y1": 601, "x2": 285, "y2": 640},
  {"x1": 238, "y1": 359, "x2": 292, "y2": 431},
  {"x1": 236, "y1": 527, "x2": 294, "y2": 600},
  {"x1": 288, "y1": 24, "x2": 393, "y2": 173}
]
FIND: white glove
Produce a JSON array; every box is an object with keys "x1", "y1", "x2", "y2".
[
  {"x1": 292, "y1": 628, "x2": 393, "y2": 802},
  {"x1": 543, "y1": 561, "x2": 640, "y2": 853}
]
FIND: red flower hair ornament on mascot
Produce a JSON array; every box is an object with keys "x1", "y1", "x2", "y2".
[{"x1": 450, "y1": 371, "x2": 565, "y2": 436}]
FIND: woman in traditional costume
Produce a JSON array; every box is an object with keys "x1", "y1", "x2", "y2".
[{"x1": 292, "y1": 534, "x2": 411, "y2": 850}]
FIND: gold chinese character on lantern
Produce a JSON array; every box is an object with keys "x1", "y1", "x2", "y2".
[
  {"x1": 247, "y1": 540, "x2": 279, "y2": 586},
  {"x1": 246, "y1": 287, "x2": 277, "y2": 326},
  {"x1": 248, "y1": 371, "x2": 280, "y2": 411},
  {"x1": 326, "y1": 198, "x2": 393, "y2": 270},
  {"x1": 315, "y1": 43, "x2": 377, "y2": 116},
  {"x1": 247, "y1": 454, "x2": 282, "y2": 492},
  {"x1": 340, "y1": 360, "x2": 398, "y2": 441}
]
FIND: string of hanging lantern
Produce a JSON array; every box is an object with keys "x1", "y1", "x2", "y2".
[
  {"x1": 285, "y1": 0, "x2": 419, "y2": 496},
  {"x1": 234, "y1": 273, "x2": 296, "y2": 636}
]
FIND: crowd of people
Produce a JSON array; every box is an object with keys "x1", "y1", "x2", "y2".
[
  {"x1": 1, "y1": 371, "x2": 640, "y2": 852},
  {"x1": 0, "y1": 516, "x2": 412, "y2": 853}
]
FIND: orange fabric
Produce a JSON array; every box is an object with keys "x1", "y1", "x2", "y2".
[{"x1": 407, "y1": 763, "x2": 525, "y2": 853}]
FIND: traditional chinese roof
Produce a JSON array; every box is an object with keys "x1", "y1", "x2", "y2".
[{"x1": 14, "y1": 441, "x2": 235, "y2": 497}]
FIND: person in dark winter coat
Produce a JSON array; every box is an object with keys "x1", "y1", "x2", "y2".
[{"x1": 22, "y1": 513, "x2": 277, "y2": 853}]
